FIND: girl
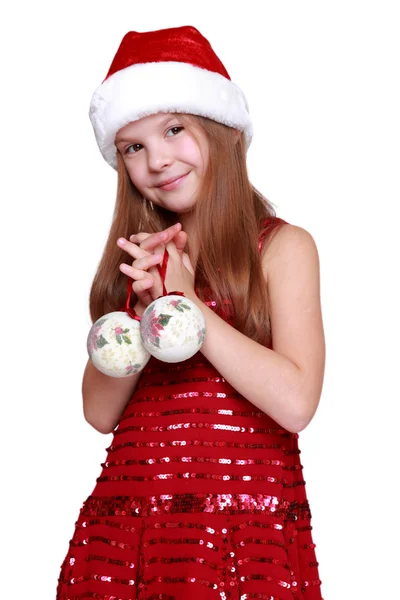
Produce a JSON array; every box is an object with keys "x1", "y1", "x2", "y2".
[{"x1": 57, "y1": 25, "x2": 326, "y2": 600}]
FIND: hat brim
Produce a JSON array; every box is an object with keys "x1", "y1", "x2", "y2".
[{"x1": 89, "y1": 61, "x2": 253, "y2": 170}]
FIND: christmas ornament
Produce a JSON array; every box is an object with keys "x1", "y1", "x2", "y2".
[
  {"x1": 140, "y1": 294, "x2": 206, "y2": 363},
  {"x1": 86, "y1": 280, "x2": 150, "y2": 379},
  {"x1": 89, "y1": 25, "x2": 253, "y2": 170}
]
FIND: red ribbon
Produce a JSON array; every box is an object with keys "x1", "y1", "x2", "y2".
[{"x1": 123, "y1": 248, "x2": 185, "y2": 319}]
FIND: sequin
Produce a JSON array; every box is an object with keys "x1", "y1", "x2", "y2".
[
  {"x1": 140, "y1": 375, "x2": 226, "y2": 388},
  {"x1": 101, "y1": 455, "x2": 285, "y2": 468},
  {"x1": 115, "y1": 420, "x2": 287, "y2": 436},
  {"x1": 240, "y1": 596, "x2": 289, "y2": 600},
  {"x1": 120, "y1": 406, "x2": 267, "y2": 420},
  {"x1": 127, "y1": 390, "x2": 237, "y2": 405},
  {"x1": 239, "y1": 574, "x2": 291, "y2": 588},
  {"x1": 72, "y1": 536, "x2": 136, "y2": 552},
  {"x1": 79, "y1": 494, "x2": 311, "y2": 522},
  {"x1": 303, "y1": 578, "x2": 323, "y2": 587},
  {"x1": 107, "y1": 439, "x2": 285, "y2": 452},
  {"x1": 68, "y1": 574, "x2": 135, "y2": 586},
  {"x1": 143, "y1": 575, "x2": 219, "y2": 590}
]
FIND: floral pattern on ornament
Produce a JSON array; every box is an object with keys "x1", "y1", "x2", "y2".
[
  {"x1": 141, "y1": 307, "x2": 173, "y2": 349},
  {"x1": 125, "y1": 362, "x2": 144, "y2": 375},
  {"x1": 197, "y1": 327, "x2": 206, "y2": 346},
  {"x1": 168, "y1": 298, "x2": 192, "y2": 312},
  {"x1": 114, "y1": 326, "x2": 132, "y2": 346},
  {"x1": 99, "y1": 347, "x2": 117, "y2": 363},
  {"x1": 87, "y1": 318, "x2": 108, "y2": 356},
  {"x1": 169, "y1": 319, "x2": 185, "y2": 339}
]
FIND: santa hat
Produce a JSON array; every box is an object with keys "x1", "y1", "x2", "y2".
[{"x1": 89, "y1": 26, "x2": 253, "y2": 170}]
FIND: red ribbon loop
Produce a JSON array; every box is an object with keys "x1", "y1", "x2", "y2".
[{"x1": 124, "y1": 280, "x2": 142, "y2": 321}]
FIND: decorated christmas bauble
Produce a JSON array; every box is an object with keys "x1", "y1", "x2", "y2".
[
  {"x1": 140, "y1": 295, "x2": 206, "y2": 363},
  {"x1": 87, "y1": 311, "x2": 151, "y2": 378}
]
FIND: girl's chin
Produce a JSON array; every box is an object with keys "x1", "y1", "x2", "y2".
[{"x1": 154, "y1": 199, "x2": 198, "y2": 213}]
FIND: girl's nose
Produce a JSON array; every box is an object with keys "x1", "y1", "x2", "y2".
[{"x1": 147, "y1": 146, "x2": 173, "y2": 171}]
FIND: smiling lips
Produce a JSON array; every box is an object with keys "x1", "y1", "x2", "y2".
[{"x1": 156, "y1": 173, "x2": 189, "y2": 190}]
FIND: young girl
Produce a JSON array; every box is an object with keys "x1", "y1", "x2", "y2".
[{"x1": 57, "y1": 25, "x2": 325, "y2": 600}]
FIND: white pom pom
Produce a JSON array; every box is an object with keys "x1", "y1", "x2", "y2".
[
  {"x1": 87, "y1": 311, "x2": 151, "y2": 378},
  {"x1": 140, "y1": 295, "x2": 206, "y2": 363}
]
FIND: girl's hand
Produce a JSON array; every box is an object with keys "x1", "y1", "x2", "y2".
[
  {"x1": 129, "y1": 226, "x2": 194, "y2": 298},
  {"x1": 162, "y1": 240, "x2": 196, "y2": 299},
  {"x1": 117, "y1": 223, "x2": 185, "y2": 309}
]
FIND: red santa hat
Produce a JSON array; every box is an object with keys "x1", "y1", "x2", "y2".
[{"x1": 89, "y1": 25, "x2": 253, "y2": 169}]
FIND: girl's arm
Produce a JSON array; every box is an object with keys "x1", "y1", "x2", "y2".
[
  {"x1": 184, "y1": 225, "x2": 326, "y2": 434},
  {"x1": 84, "y1": 225, "x2": 183, "y2": 434},
  {"x1": 82, "y1": 359, "x2": 141, "y2": 434},
  {"x1": 83, "y1": 302, "x2": 146, "y2": 434}
]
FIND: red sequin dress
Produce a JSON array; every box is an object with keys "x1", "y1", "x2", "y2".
[{"x1": 57, "y1": 217, "x2": 323, "y2": 600}]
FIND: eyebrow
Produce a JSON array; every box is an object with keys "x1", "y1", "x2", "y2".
[{"x1": 115, "y1": 114, "x2": 179, "y2": 144}]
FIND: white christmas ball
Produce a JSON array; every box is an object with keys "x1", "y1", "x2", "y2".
[
  {"x1": 140, "y1": 295, "x2": 206, "y2": 363},
  {"x1": 87, "y1": 311, "x2": 151, "y2": 378}
]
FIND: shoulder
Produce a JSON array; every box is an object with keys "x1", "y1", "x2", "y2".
[{"x1": 261, "y1": 222, "x2": 320, "y2": 278}]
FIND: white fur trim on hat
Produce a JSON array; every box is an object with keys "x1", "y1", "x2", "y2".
[{"x1": 89, "y1": 61, "x2": 253, "y2": 170}]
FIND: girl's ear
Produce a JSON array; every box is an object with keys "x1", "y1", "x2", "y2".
[{"x1": 234, "y1": 129, "x2": 241, "y2": 142}]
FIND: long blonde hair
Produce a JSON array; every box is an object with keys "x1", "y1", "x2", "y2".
[{"x1": 89, "y1": 114, "x2": 284, "y2": 346}]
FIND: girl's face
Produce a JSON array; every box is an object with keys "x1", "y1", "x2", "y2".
[{"x1": 115, "y1": 113, "x2": 209, "y2": 214}]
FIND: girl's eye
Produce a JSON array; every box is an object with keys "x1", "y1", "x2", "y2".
[
  {"x1": 125, "y1": 144, "x2": 142, "y2": 154},
  {"x1": 166, "y1": 126, "x2": 183, "y2": 137}
]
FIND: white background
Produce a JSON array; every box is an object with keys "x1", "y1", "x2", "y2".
[{"x1": 1, "y1": 1, "x2": 399, "y2": 598}]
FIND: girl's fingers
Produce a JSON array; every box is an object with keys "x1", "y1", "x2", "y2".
[
  {"x1": 131, "y1": 253, "x2": 163, "y2": 271},
  {"x1": 165, "y1": 240, "x2": 195, "y2": 276},
  {"x1": 122, "y1": 267, "x2": 155, "y2": 307},
  {"x1": 120, "y1": 251, "x2": 163, "y2": 279},
  {"x1": 119, "y1": 263, "x2": 153, "y2": 280},
  {"x1": 164, "y1": 240, "x2": 180, "y2": 259},
  {"x1": 117, "y1": 238, "x2": 149, "y2": 260},
  {"x1": 117, "y1": 231, "x2": 176, "y2": 308},
  {"x1": 173, "y1": 230, "x2": 188, "y2": 254},
  {"x1": 132, "y1": 280, "x2": 155, "y2": 308},
  {"x1": 131, "y1": 223, "x2": 182, "y2": 252},
  {"x1": 129, "y1": 232, "x2": 151, "y2": 244},
  {"x1": 133, "y1": 274, "x2": 164, "y2": 302},
  {"x1": 131, "y1": 278, "x2": 154, "y2": 294},
  {"x1": 118, "y1": 237, "x2": 165, "y2": 266},
  {"x1": 119, "y1": 257, "x2": 164, "y2": 304}
]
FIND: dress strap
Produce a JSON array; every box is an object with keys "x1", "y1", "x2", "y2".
[{"x1": 258, "y1": 216, "x2": 288, "y2": 252}]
